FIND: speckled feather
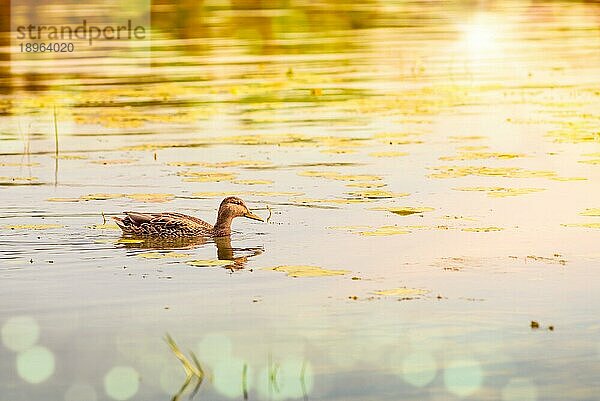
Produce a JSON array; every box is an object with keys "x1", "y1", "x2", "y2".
[{"x1": 113, "y1": 212, "x2": 214, "y2": 237}]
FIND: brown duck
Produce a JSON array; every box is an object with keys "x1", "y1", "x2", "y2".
[{"x1": 113, "y1": 196, "x2": 264, "y2": 237}]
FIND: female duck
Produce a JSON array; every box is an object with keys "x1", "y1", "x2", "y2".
[{"x1": 113, "y1": 196, "x2": 263, "y2": 237}]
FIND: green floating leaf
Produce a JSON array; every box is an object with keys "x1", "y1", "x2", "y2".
[
  {"x1": 263, "y1": 265, "x2": 349, "y2": 277},
  {"x1": 298, "y1": 171, "x2": 382, "y2": 182},
  {"x1": 138, "y1": 252, "x2": 190, "y2": 259},
  {"x1": 440, "y1": 151, "x2": 525, "y2": 161},
  {"x1": 561, "y1": 223, "x2": 600, "y2": 229},
  {"x1": 373, "y1": 288, "x2": 430, "y2": 297},
  {"x1": 453, "y1": 187, "x2": 545, "y2": 197},
  {"x1": 580, "y1": 208, "x2": 600, "y2": 217},
  {"x1": 346, "y1": 190, "x2": 410, "y2": 199},
  {"x1": 372, "y1": 206, "x2": 435, "y2": 216},
  {"x1": 461, "y1": 227, "x2": 503, "y2": 232},
  {"x1": 88, "y1": 223, "x2": 120, "y2": 230},
  {"x1": 429, "y1": 166, "x2": 556, "y2": 179},
  {"x1": 358, "y1": 226, "x2": 412, "y2": 236},
  {"x1": 3, "y1": 224, "x2": 62, "y2": 230},
  {"x1": 231, "y1": 179, "x2": 273, "y2": 185}
]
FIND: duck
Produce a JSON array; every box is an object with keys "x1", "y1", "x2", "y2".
[{"x1": 113, "y1": 196, "x2": 264, "y2": 237}]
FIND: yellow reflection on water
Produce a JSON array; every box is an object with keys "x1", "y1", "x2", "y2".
[{"x1": 457, "y1": 12, "x2": 507, "y2": 74}]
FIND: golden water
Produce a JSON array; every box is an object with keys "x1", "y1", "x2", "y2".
[{"x1": 1, "y1": 1, "x2": 599, "y2": 400}]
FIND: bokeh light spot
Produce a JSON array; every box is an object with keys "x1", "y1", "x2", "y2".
[
  {"x1": 104, "y1": 366, "x2": 140, "y2": 400},
  {"x1": 2, "y1": 316, "x2": 40, "y2": 352},
  {"x1": 502, "y1": 378, "x2": 538, "y2": 401},
  {"x1": 196, "y1": 333, "x2": 233, "y2": 366},
  {"x1": 443, "y1": 358, "x2": 483, "y2": 397},
  {"x1": 402, "y1": 352, "x2": 438, "y2": 387},
  {"x1": 256, "y1": 359, "x2": 313, "y2": 400},
  {"x1": 16, "y1": 345, "x2": 55, "y2": 384},
  {"x1": 213, "y1": 356, "x2": 251, "y2": 398},
  {"x1": 65, "y1": 382, "x2": 97, "y2": 401}
]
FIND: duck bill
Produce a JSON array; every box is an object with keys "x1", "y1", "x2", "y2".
[{"x1": 244, "y1": 212, "x2": 264, "y2": 222}]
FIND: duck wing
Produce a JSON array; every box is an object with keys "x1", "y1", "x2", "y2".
[{"x1": 113, "y1": 212, "x2": 213, "y2": 236}]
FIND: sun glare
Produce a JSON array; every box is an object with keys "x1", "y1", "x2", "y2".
[{"x1": 460, "y1": 14, "x2": 503, "y2": 60}]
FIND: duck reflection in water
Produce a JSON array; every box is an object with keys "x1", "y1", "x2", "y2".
[{"x1": 118, "y1": 234, "x2": 263, "y2": 269}]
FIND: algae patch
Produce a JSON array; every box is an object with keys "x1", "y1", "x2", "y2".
[
  {"x1": 263, "y1": 265, "x2": 349, "y2": 277},
  {"x1": 138, "y1": 252, "x2": 190, "y2": 259},
  {"x1": 372, "y1": 206, "x2": 435, "y2": 216},
  {"x1": 373, "y1": 288, "x2": 429, "y2": 297},
  {"x1": 3, "y1": 224, "x2": 63, "y2": 230},
  {"x1": 453, "y1": 187, "x2": 545, "y2": 197}
]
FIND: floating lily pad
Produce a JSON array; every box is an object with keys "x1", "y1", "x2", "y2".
[
  {"x1": 3, "y1": 224, "x2": 63, "y2": 230},
  {"x1": 88, "y1": 223, "x2": 120, "y2": 230},
  {"x1": 0, "y1": 176, "x2": 38, "y2": 184},
  {"x1": 346, "y1": 190, "x2": 410, "y2": 199},
  {"x1": 320, "y1": 148, "x2": 357, "y2": 155},
  {"x1": 453, "y1": 187, "x2": 545, "y2": 197},
  {"x1": 167, "y1": 160, "x2": 273, "y2": 168},
  {"x1": 298, "y1": 171, "x2": 382, "y2": 182},
  {"x1": 263, "y1": 265, "x2": 349, "y2": 277},
  {"x1": 561, "y1": 223, "x2": 600, "y2": 229},
  {"x1": 440, "y1": 152, "x2": 525, "y2": 161},
  {"x1": 291, "y1": 197, "x2": 369, "y2": 205},
  {"x1": 449, "y1": 135, "x2": 487, "y2": 141},
  {"x1": 138, "y1": 252, "x2": 190, "y2": 259},
  {"x1": 429, "y1": 166, "x2": 557, "y2": 179},
  {"x1": 580, "y1": 208, "x2": 600, "y2": 217},
  {"x1": 373, "y1": 288, "x2": 429, "y2": 297},
  {"x1": 345, "y1": 182, "x2": 387, "y2": 188},
  {"x1": 358, "y1": 226, "x2": 412, "y2": 236},
  {"x1": 546, "y1": 127, "x2": 599, "y2": 143},
  {"x1": 579, "y1": 159, "x2": 600, "y2": 165},
  {"x1": 126, "y1": 193, "x2": 175, "y2": 203},
  {"x1": 52, "y1": 155, "x2": 88, "y2": 160},
  {"x1": 0, "y1": 162, "x2": 40, "y2": 166},
  {"x1": 372, "y1": 206, "x2": 435, "y2": 216},
  {"x1": 80, "y1": 193, "x2": 124, "y2": 201},
  {"x1": 456, "y1": 146, "x2": 489, "y2": 151},
  {"x1": 178, "y1": 171, "x2": 236, "y2": 182},
  {"x1": 47, "y1": 197, "x2": 81, "y2": 202},
  {"x1": 549, "y1": 176, "x2": 587, "y2": 181},
  {"x1": 231, "y1": 179, "x2": 273, "y2": 185},
  {"x1": 187, "y1": 259, "x2": 235, "y2": 267},
  {"x1": 461, "y1": 227, "x2": 504, "y2": 232},
  {"x1": 328, "y1": 225, "x2": 446, "y2": 236},
  {"x1": 90, "y1": 159, "x2": 136, "y2": 165}
]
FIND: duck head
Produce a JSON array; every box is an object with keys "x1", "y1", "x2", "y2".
[{"x1": 216, "y1": 196, "x2": 264, "y2": 224}]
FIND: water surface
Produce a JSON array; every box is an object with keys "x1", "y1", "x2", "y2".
[{"x1": 1, "y1": 1, "x2": 599, "y2": 400}]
